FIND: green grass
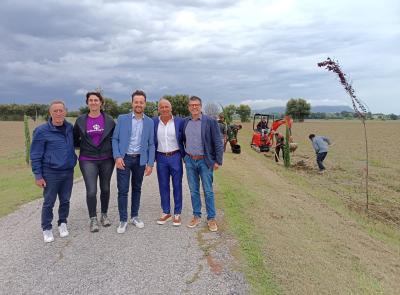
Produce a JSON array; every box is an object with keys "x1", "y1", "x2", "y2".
[
  {"x1": 216, "y1": 173, "x2": 281, "y2": 295},
  {"x1": 353, "y1": 262, "x2": 385, "y2": 294},
  {"x1": 0, "y1": 152, "x2": 82, "y2": 218}
]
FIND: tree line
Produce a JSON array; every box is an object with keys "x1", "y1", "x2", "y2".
[
  {"x1": 1, "y1": 97, "x2": 397, "y2": 122},
  {"x1": 282, "y1": 98, "x2": 398, "y2": 121},
  {"x1": 0, "y1": 95, "x2": 253, "y2": 122},
  {"x1": 0, "y1": 104, "x2": 49, "y2": 121}
]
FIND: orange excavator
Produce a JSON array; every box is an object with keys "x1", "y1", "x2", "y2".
[{"x1": 250, "y1": 113, "x2": 293, "y2": 152}]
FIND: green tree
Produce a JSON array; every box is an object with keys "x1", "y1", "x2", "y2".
[
  {"x1": 236, "y1": 104, "x2": 251, "y2": 122},
  {"x1": 144, "y1": 101, "x2": 158, "y2": 117},
  {"x1": 118, "y1": 102, "x2": 132, "y2": 114},
  {"x1": 163, "y1": 94, "x2": 190, "y2": 117},
  {"x1": 223, "y1": 104, "x2": 237, "y2": 124},
  {"x1": 79, "y1": 105, "x2": 89, "y2": 114},
  {"x1": 24, "y1": 115, "x2": 31, "y2": 165},
  {"x1": 26, "y1": 104, "x2": 48, "y2": 120},
  {"x1": 285, "y1": 98, "x2": 311, "y2": 122},
  {"x1": 103, "y1": 98, "x2": 119, "y2": 118},
  {"x1": 283, "y1": 124, "x2": 291, "y2": 168}
]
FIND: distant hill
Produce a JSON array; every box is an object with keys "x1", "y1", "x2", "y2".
[
  {"x1": 311, "y1": 105, "x2": 353, "y2": 113},
  {"x1": 255, "y1": 105, "x2": 353, "y2": 114}
]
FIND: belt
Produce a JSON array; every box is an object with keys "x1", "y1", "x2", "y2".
[
  {"x1": 186, "y1": 153, "x2": 205, "y2": 160},
  {"x1": 126, "y1": 153, "x2": 140, "y2": 158},
  {"x1": 157, "y1": 150, "x2": 180, "y2": 157}
]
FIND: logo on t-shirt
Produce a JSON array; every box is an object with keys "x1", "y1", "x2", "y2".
[
  {"x1": 93, "y1": 124, "x2": 101, "y2": 131},
  {"x1": 88, "y1": 123, "x2": 104, "y2": 133}
]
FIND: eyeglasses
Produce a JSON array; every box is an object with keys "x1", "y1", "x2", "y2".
[{"x1": 188, "y1": 104, "x2": 201, "y2": 108}]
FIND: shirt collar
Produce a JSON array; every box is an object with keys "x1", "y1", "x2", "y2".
[
  {"x1": 190, "y1": 114, "x2": 202, "y2": 121},
  {"x1": 132, "y1": 112, "x2": 144, "y2": 120}
]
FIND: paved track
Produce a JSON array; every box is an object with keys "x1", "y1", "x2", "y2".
[{"x1": 0, "y1": 169, "x2": 248, "y2": 295}]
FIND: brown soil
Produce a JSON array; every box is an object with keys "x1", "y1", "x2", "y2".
[
  {"x1": 220, "y1": 126, "x2": 400, "y2": 294},
  {"x1": 0, "y1": 121, "x2": 40, "y2": 157}
]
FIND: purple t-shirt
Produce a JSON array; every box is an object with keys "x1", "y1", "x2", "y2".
[{"x1": 79, "y1": 114, "x2": 111, "y2": 161}]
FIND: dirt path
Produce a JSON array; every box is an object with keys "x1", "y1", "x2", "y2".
[
  {"x1": 0, "y1": 169, "x2": 248, "y2": 295},
  {"x1": 219, "y1": 148, "x2": 400, "y2": 294}
]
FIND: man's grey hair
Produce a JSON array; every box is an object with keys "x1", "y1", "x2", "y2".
[
  {"x1": 158, "y1": 98, "x2": 171, "y2": 104},
  {"x1": 49, "y1": 100, "x2": 66, "y2": 111}
]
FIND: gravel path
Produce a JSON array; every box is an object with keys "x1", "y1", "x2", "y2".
[{"x1": 0, "y1": 168, "x2": 248, "y2": 295}]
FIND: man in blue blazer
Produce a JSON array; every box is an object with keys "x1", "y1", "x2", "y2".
[
  {"x1": 153, "y1": 99, "x2": 185, "y2": 226},
  {"x1": 112, "y1": 90, "x2": 155, "y2": 234},
  {"x1": 183, "y1": 96, "x2": 223, "y2": 232}
]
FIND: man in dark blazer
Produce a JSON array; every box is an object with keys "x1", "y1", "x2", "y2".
[
  {"x1": 112, "y1": 90, "x2": 155, "y2": 234},
  {"x1": 153, "y1": 98, "x2": 185, "y2": 226},
  {"x1": 183, "y1": 96, "x2": 223, "y2": 232}
]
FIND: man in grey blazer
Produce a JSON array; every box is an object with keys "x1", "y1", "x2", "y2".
[{"x1": 112, "y1": 90, "x2": 155, "y2": 233}]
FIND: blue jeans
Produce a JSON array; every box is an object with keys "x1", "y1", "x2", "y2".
[
  {"x1": 41, "y1": 170, "x2": 74, "y2": 230},
  {"x1": 184, "y1": 155, "x2": 216, "y2": 220},
  {"x1": 116, "y1": 155, "x2": 145, "y2": 222},
  {"x1": 156, "y1": 152, "x2": 183, "y2": 214},
  {"x1": 79, "y1": 158, "x2": 115, "y2": 218},
  {"x1": 317, "y1": 152, "x2": 328, "y2": 171}
]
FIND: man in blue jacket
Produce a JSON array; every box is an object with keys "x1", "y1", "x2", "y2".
[
  {"x1": 183, "y1": 96, "x2": 223, "y2": 232},
  {"x1": 112, "y1": 90, "x2": 155, "y2": 234},
  {"x1": 309, "y1": 134, "x2": 331, "y2": 173},
  {"x1": 153, "y1": 98, "x2": 185, "y2": 226},
  {"x1": 30, "y1": 100, "x2": 77, "y2": 243}
]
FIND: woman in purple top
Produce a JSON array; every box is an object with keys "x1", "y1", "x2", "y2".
[{"x1": 73, "y1": 92, "x2": 116, "y2": 232}]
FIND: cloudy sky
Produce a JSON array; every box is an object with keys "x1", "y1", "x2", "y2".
[{"x1": 0, "y1": 0, "x2": 399, "y2": 113}]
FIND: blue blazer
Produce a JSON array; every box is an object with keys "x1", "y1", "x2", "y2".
[
  {"x1": 112, "y1": 113, "x2": 155, "y2": 167},
  {"x1": 183, "y1": 114, "x2": 223, "y2": 168},
  {"x1": 153, "y1": 116, "x2": 185, "y2": 157}
]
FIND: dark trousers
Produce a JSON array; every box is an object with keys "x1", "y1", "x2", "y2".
[
  {"x1": 116, "y1": 155, "x2": 145, "y2": 222},
  {"x1": 317, "y1": 152, "x2": 328, "y2": 171},
  {"x1": 156, "y1": 152, "x2": 183, "y2": 215},
  {"x1": 275, "y1": 145, "x2": 285, "y2": 162},
  {"x1": 79, "y1": 158, "x2": 115, "y2": 218},
  {"x1": 41, "y1": 171, "x2": 73, "y2": 230}
]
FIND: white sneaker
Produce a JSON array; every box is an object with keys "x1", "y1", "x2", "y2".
[
  {"x1": 58, "y1": 223, "x2": 69, "y2": 238},
  {"x1": 117, "y1": 221, "x2": 128, "y2": 234},
  {"x1": 131, "y1": 217, "x2": 144, "y2": 229},
  {"x1": 43, "y1": 230, "x2": 54, "y2": 243}
]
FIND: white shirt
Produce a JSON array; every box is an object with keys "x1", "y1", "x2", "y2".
[{"x1": 157, "y1": 116, "x2": 180, "y2": 153}]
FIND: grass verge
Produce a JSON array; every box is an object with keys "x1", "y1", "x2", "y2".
[
  {"x1": 0, "y1": 152, "x2": 82, "y2": 218},
  {"x1": 215, "y1": 172, "x2": 281, "y2": 295}
]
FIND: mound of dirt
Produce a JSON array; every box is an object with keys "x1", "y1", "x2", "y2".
[{"x1": 292, "y1": 160, "x2": 314, "y2": 171}]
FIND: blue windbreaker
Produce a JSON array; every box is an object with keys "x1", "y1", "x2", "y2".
[{"x1": 30, "y1": 119, "x2": 77, "y2": 180}]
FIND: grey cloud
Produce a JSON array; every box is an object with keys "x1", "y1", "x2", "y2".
[
  {"x1": 101, "y1": 0, "x2": 239, "y2": 9},
  {"x1": 0, "y1": 0, "x2": 399, "y2": 113}
]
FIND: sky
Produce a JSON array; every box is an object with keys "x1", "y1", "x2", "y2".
[{"x1": 0, "y1": 0, "x2": 399, "y2": 113}]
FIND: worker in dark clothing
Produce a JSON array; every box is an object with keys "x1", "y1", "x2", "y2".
[
  {"x1": 227, "y1": 124, "x2": 242, "y2": 151},
  {"x1": 217, "y1": 113, "x2": 227, "y2": 152},
  {"x1": 257, "y1": 117, "x2": 268, "y2": 129},
  {"x1": 274, "y1": 132, "x2": 285, "y2": 162}
]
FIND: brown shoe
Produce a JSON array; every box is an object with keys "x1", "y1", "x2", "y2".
[
  {"x1": 187, "y1": 216, "x2": 201, "y2": 228},
  {"x1": 172, "y1": 214, "x2": 181, "y2": 226},
  {"x1": 207, "y1": 219, "x2": 218, "y2": 232},
  {"x1": 157, "y1": 213, "x2": 172, "y2": 225}
]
